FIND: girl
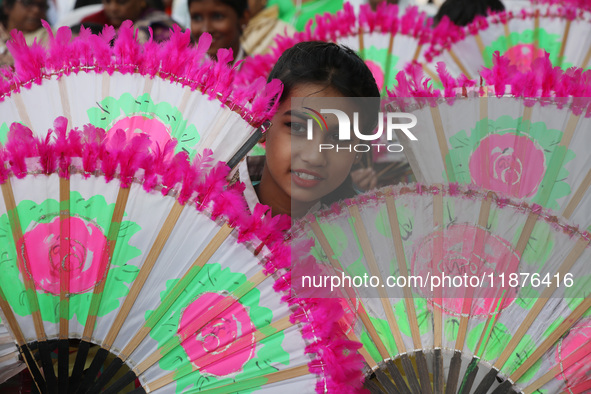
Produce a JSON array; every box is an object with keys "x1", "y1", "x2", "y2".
[
  {"x1": 237, "y1": 41, "x2": 380, "y2": 218},
  {"x1": 0, "y1": 0, "x2": 49, "y2": 66},
  {"x1": 188, "y1": 0, "x2": 248, "y2": 62},
  {"x1": 80, "y1": 0, "x2": 179, "y2": 43}
]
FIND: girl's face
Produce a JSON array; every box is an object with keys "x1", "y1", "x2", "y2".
[
  {"x1": 189, "y1": 0, "x2": 246, "y2": 59},
  {"x1": 259, "y1": 83, "x2": 359, "y2": 217},
  {"x1": 5, "y1": 0, "x2": 47, "y2": 32},
  {"x1": 102, "y1": 0, "x2": 146, "y2": 27}
]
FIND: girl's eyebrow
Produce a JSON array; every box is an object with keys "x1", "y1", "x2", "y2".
[{"x1": 284, "y1": 110, "x2": 308, "y2": 121}]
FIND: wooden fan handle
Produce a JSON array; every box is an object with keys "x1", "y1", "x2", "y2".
[
  {"x1": 458, "y1": 356, "x2": 479, "y2": 394},
  {"x1": 384, "y1": 359, "x2": 413, "y2": 394},
  {"x1": 433, "y1": 348, "x2": 444, "y2": 394},
  {"x1": 445, "y1": 350, "x2": 462, "y2": 394},
  {"x1": 373, "y1": 363, "x2": 400, "y2": 394}
]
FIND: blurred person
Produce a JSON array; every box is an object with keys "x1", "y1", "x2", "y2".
[
  {"x1": 0, "y1": 0, "x2": 49, "y2": 66},
  {"x1": 189, "y1": 0, "x2": 248, "y2": 62},
  {"x1": 240, "y1": 0, "x2": 294, "y2": 55},
  {"x1": 434, "y1": 0, "x2": 504, "y2": 26},
  {"x1": 80, "y1": 0, "x2": 179, "y2": 42}
]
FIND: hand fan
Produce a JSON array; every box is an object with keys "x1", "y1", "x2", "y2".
[
  {"x1": 390, "y1": 56, "x2": 591, "y2": 232},
  {"x1": 0, "y1": 322, "x2": 24, "y2": 384},
  {"x1": 0, "y1": 21, "x2": 281, "y2": 168},
  {"x1": 238, "y1": 2, "x2": 433, "y2": 95},
  {"x1": 290, "y1": 183, "x2": 591, "y2": 394},
  {"x1": 531, "y1": 0, "x2": 591, "y2": 13},
  {"x1": 0, "y1": 21, "x2": 284, "y2": 392},
  {"x1": 267, "y1": 0, "x2": 345, "y2": 32},
  {"x1": 422, "y1": 7, "x2": 591, "y2": 83},
  {"x1": 0, "y1": 118, "x2": 358, "y2": 394}
]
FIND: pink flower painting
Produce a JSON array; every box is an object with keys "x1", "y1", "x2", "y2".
[
  {"x1": 469, "y1": 134, "x2": 545, "y2": 199},
  {"x1": 411, "y1": 224, "x2": 520, "y2": 316},
  {"x1": 19, "y1": 217, "x2": 109, "y2": 295},
  {"x1": 178, "y1": 292, "x2": 256, "y2": 376}
]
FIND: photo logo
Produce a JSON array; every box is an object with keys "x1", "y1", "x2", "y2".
[{"x1": 305, "y1": 108, "x2": 418, "y2": 152}]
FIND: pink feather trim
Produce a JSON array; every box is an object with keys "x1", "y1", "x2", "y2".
[{"x1": 2, "y1": 22, "x2": 281, "y2": 129}]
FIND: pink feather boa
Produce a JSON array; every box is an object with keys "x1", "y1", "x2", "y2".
[
  {"x1": 424, "y1": 6, "x2": 589, "y2": 62},
  {"x1": 389, "y1": 51, "x2": 591, "y2": 117},
  {"x1": 2, "y1": 22, "x2": 282, "y2": 127}
]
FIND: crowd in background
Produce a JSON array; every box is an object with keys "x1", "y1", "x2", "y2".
[{"x1": 0, "y1": 0, "x2": 509, "y2": 67}]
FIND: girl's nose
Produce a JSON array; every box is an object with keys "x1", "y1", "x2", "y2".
[{"x1": 299, "y1": 141, "x2": 327, "y2": 167}]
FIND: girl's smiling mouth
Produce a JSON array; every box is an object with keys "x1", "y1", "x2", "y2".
[{"x1": 292, "y1": 169, "x2": 324, "y2": 188}]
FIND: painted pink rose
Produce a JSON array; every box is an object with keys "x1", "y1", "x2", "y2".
[
  {"x1": 411, "y1": 224, "x2": 519, "y2": 316},
  {"x1": 469, "y1": 134, "x2": 545, "y2": 199},
  {"x1": 18, "y1": 217, "x2": 109, "y2": 294},
  {"x1": 555, "y1": 318, "x2": 591, "y2": 387},
  {"x1": 178, "y1": 292, "x2": 256, "y2": 376},
  {"x1": 504, "y1": 44, "x2": 546, "y2": 73},
  {"x1": 365, "y1": 60, "x2": 384, "y2": 92},
  {"x1": 107, "y1": 116, "x2": 173, "y2": 155}
]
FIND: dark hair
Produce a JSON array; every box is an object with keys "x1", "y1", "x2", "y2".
[
  {"x1": 434, "y1": 0, "x2": 505, "y2": 26},
  {"x1": 269, "y1": 41, "x2": 380, "y2": 102},
  {"x1": 1, "y1": 0, "x2": 17, "y2": 26},
  {"x1": 187, "y1": 0, "x2": 247, "y2": 16},
  {"x1": 268, "y1": 41, "x2": 381, "y2": 204}
]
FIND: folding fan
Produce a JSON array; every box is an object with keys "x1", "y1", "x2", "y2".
[
  {"x1": 267, "y1": 0, "x2": 345, "y2": 32},
  {"x1": 390, "y1": 56, "x2": 591, "y2": 232},
  {"x1": 290, "y1": 183, "x2": 591, "y2": 394},
  {"x1": 0, "y1": 117, "x2": 361, "y2": 394},
  {"x1": 530, "y1": 0, "x2": 591, "y2": 13},
  {"x1": 0, "y1": 21, "x2": 287, "y2": 391},
  {"x1": 238, "y1": 2, "x2": 433, "y2": 95},
  {"x1": 0, "y1": 322, "x2": 24, "y2": 384},
  {"x1": 422, "y1": 6, "x2": 591, "y2": 84},
  {"x1": 0, "y1": 21, "x2": 281, "y2": 168}
]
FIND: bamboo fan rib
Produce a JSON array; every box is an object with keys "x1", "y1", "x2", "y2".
[
  {"x1": 291, "y1": 184, "x2": 591, "y2": 394},
  {"x1": 423, "y1": 7, "x2": 591, "y2": 83},
  {"x1": 0, "y1": 22, "x2": 280, "y2": 169},
  {"x1": 0, "y1": 119, "x2": 342, "y2": 394}
]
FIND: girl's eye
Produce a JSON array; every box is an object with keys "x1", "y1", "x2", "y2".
[
  {"x1": 329, "y1": 132, "x2": 341, "y2": 142},
  {"x1": 212, "y1": 12, "x2": 225, "y2": 20},
  {"x1": 287, "y1": 122, "x2": 306, "y2": 135},
  {"x1": 191, "y1": 14, "x2": 203, "y2": 22}
]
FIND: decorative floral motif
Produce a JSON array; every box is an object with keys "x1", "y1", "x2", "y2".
[
  {"x1": 555, "y1": 318, "x2": 591, "y2": 388},
  {"x1": 411, "y1": 223, "x2": 520, "y2": 316},
  {"x1": 178, "y1": 292, "x2": 256, "y2": 376},
  {"x1": 87, "y1": 93, "x2": 200, "y2": 159},
  {"x1": 0, "y1": 192, "x2": 141, "y2": 324},
  {"x1": 148, "y1": 263, "x2": 288, "y2": 393},
  {"x1": 503, "y1": 44, "x2": 547, "y2": 73},
  {"x1": 362, "y1": 46, "x2": 399, "y2": 93},
  {"x1": 469, "y1": 134, "x2": 546, "y2": 198},
  {"x1": 447, "y1": 116, "x2": 574, "y2": 211},
  {"x1": 19, "y1": 217, "x2": 108, "y2": 295},
  {"x1": 483, "y1": 28, "x2": 568, "y2": 70}
]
